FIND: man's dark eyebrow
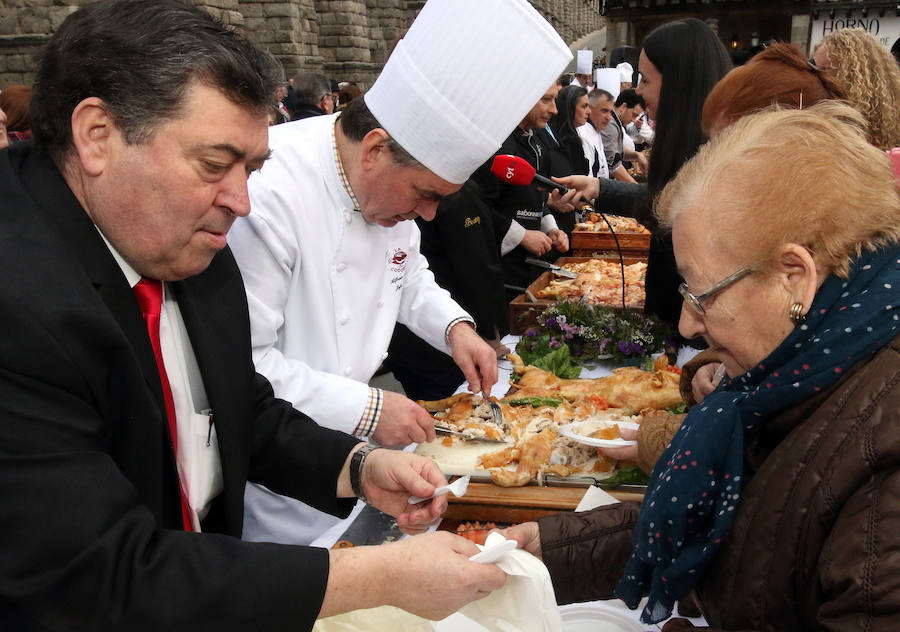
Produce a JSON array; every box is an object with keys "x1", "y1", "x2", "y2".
[{"x1": 191, "y1": 143, "x2": 272, "y2": 165}]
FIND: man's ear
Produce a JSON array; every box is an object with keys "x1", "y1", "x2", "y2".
[
  {"x1": 70, "y1": 97, "x2": 115, "y2": 177},
  {"x1": 358, "y1": 128, "x2": 391, "y2": 173}
]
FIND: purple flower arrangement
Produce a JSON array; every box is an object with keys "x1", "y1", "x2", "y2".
[{"x1": 517, "y1": 300, "x2": 674, "y2": 367}]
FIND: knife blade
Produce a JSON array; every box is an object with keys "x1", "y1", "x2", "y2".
[
  {"x1": 524, "y1": 258, "x2": 579, "y2": 278},
  {"x1": 435, "y1": 427, "x2": 507, "y2": 443}
]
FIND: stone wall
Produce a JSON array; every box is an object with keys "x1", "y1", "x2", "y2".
[{"x1": 0, "y1": 0, "x2": 603, "y2": 89}]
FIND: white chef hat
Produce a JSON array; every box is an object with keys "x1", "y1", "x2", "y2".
[
  {"x1": 364, "y1": 0, "x2": 572, "y2": 184},
  {"x1": 576, "y1": 49, "x2": 593, "y2": 75},
  {"x1": 594, "y1": 68, "x2": 621, "y2": 101},
  {"x1": 616, "y1": 62, "x2": 634, "y2": 84}
]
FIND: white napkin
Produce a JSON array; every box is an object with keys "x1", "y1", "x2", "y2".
[
  {"x1": 575, "y1": 485, "x2": 620, "y2": 512},
  {"x1": 459, "y1": 532, "x2": 562, "y2": 632}
]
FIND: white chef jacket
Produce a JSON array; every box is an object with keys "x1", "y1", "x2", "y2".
[
  {"x1": 577, "y1": 122, "x2": 610, "y2": 180},
  {"x1": 229, "y1": 113, "x2": 470, "y2": 544}
]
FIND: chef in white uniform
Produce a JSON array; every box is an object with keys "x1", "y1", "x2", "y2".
[
  {"x1": 570, "y1": 49, "x2": 594, "y2": 90},
  {"x1": 229, "y1": 0, "x2": 573, "y2": 545}
]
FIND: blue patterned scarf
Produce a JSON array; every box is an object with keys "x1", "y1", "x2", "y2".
[{"x1": 615, "y1": 246, "x2": 900, "y2": 623}]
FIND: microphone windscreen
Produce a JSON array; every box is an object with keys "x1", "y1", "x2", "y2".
[{"x1": 490, "y1": 154, "x2": 536, "y2": 186}]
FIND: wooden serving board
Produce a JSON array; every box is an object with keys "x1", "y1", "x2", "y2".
[
  {"x1": 570, "y1": 230, "x2": 651, "y2": 258},
  {"x1": 444, "y1": 482, "x2": 644, "y2": 523}
]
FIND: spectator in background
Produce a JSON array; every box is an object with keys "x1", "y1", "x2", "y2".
[
  {"x1": 0, "y1": 85, "x2": 32, "y2": 142},
  {"x1": 616, "y1": 61, "x2": 634, "y2": 92},
  {"x1": 600, "y1": 88, "x2": 646, "y2": 182},
  {"x1": 338, "y1": 83, "x2": 362, "y2": 110},
  {"x1": 614, "y1": 89, "x2": 647, "y2": 173},
  {"x1": 330, "y1": 78, "x2": 340, "y2": 109},
  {"x1": 291, "y1": 71, "x2": 334, "y2": 120},
  {"x1": 812, "y1": 28, "x2": 900, "y2": 151},
  {"x1": 273, "y1": 82, "x2": 290, "y2": 124},
  {"x1": 577, "y1": 88, "x2": 613, "y2": 180},
  {"x1": 703, "y1": 41, "x2": 846, "y2": 138},
  {"x1": 626, "y1": 112, "x2": 653, "y2": 150},
  {"x1": 549, "y1": 84, "x2": 590, "y2": 177},
  {"x1": 282, "y1": 76, "x2": 296, "y2": 115},
  {"x1": 0, "y1": 104, "x2": 7, "y2": 149}
]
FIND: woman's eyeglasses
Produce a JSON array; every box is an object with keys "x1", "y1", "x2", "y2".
[{"x1": 678, "y1": 266, "x2": 754, "y2": 316}]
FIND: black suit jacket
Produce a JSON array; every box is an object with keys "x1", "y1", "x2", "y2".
[{"x1": 0, "y1": 144, "x2": 360, "y2": 631}]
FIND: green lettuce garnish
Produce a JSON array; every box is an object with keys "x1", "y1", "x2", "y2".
[
  {"x1": 506, "y1": 397, "x2": 564, "y2": 408},
  {"x1": 598, "y1": 464, "x2": 650, "y2": 486}
]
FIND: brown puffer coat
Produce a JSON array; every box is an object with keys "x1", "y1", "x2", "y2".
[{"x1": 538, "y1": 333, "x2": 900, "y2": 630}]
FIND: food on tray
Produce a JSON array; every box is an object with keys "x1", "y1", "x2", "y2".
[
  {"x1": 490, "y1": 426, "x2": 557, "y2": 487},
  {"x1": 508, "y1": 353, "x2": 682, "y2": 413},
  {"x1": 415, "y1": 355, "x2": 683, "y2": 487},
  {"x1": 574, "y1": 213, "x2": 649, "y2": 233},
  {"x1": 456, "y1": 521, "x2": 499, "y2": 545},
  {"x1": 424, "y1": 392, "x2": 506, "y2": 440},
  {"x1": 534, "y1": 258, "x2": 646, "y2": 307}
]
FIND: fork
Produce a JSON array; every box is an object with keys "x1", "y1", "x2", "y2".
[{"x1": 483, "y1": 392, "x2": 503, "y2": 426}]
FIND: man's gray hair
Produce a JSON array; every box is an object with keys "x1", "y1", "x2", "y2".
[
  {"x1": 588, "y1": 88, "x2": 615, "y2": 106},
  {"x1": 293, "y1": 72, "x2": 332, "y2": 108}
]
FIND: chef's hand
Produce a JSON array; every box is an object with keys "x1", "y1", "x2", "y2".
[
  {"x1": 449, "y1": 321, "x2": 498, "y2": 397},
  {"x1": 692, "y1": 362, "x2": 724, "y2": 405},
  {"x1": 548, "y1": 228, "x2": 569, "y2": 253},
  {"x1": 373, "y1": 391, "x2": 436, "y2": 447},
  {"x1": 497, "y1": 521, "x2": 542, "y2": 559},
  {"x1": 322, "y1": 532, "x2": 506, "y2": 620},
  {"x1": 520, "y1": 229, "x2": 552, "y2": 256},
  {"x1": 553, "y1": 175, "x2": 599, "y2": 203},
  {"x1": 360, "y1": 447, "x2": 448, "y2": 533},
  {"x1": 597, "y1": 425, "x2": 638, "y2": 461},
  {"x1": 546, "y1": 187, "x2": 581, "y2": 213}
]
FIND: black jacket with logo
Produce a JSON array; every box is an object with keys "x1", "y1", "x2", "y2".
[{"x1": 470, "y1": 127, "x2": 553, "y2": 293}]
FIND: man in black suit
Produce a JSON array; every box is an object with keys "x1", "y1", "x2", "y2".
[{"x1": 0, "y1": 2, "x2": 504, "y2": 630}]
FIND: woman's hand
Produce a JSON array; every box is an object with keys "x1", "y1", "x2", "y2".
[
  {"x1": 497, "y1": 521, "x2": 543, "y2": 558},
  {"x1": 692, "y1": 362, "x2": 724, "y2": 404},
  {"x1": 597, "y1": 425, "x2": 638, "y2": 461},
  {"x1": 553, "y1": 175, "x2": 599, "y2": 203}
]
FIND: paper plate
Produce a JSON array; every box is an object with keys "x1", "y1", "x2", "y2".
[
  {"x1": 434, "y1": 602, "x2": 643, "y2": 632},
  {"x1": 558, "y1": 421, "x2": 639, "y2": 448},
  {"x1": 559, "y1": 603, "x2": 643, "y2": 632}
]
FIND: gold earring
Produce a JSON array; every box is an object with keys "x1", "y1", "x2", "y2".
[{"x1": 790, "y1": 302, "x2": 806, "y2": 323}]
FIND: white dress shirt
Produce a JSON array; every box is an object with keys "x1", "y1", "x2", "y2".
[{"x1": 100, "y1": 234, "x2": 222, "y2": 532}]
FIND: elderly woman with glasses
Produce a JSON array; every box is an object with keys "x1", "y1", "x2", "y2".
[{"x1": 501, "y1": 102, "x2": 900, "y2": 629}]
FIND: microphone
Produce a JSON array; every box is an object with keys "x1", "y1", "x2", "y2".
[{"x1": 490, "y1": 155, "x2": 569, "y2": 193}]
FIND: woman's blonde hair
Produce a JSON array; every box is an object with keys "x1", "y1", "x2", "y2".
[
  {"x1": 656, "y1": 102, "x2": 900, "y2": 278},
  {"x1": 818, "y1": 28, "x2": 900, "y2": 150}
]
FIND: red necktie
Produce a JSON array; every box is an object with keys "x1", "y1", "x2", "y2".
[{"x1": 133, "y1": 278, "x2": 193, "y2": 531}]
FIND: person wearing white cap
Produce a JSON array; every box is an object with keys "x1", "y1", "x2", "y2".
[
  {"x1": 571, "y1": 49, "x2": 594, "y2": 90},
  {"x1": 616, "y1": 61, "x2": 634, "y2": 91},
  {"x1": 228, "y1": 0, "x2": 572, "y2": 546}
]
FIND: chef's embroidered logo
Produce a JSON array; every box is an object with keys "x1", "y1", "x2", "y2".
[{"x1": 388, "y1": 248, "x2": 407, "y2": 291}]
